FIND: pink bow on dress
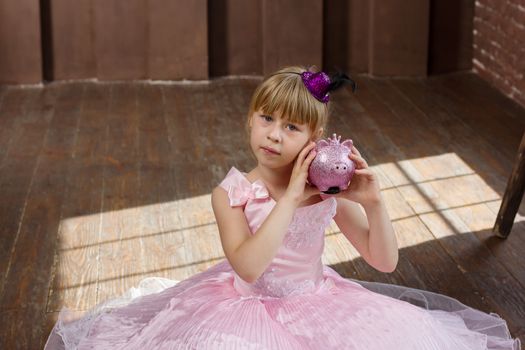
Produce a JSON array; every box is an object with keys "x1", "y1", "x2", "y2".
[{"x1": 228, "y1": 180, "x2": 270, "y2": 207}]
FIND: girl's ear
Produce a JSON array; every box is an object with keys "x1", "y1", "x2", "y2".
[{"x1": 313, "y1": 127, "x2": 324, "y2": 141}]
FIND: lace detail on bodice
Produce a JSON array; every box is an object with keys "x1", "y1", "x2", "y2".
[
  {"x1": 251, "y1": 267, "x2": 317, "y2": 298},
  {"x1": 283, "y1": 199, "x2": 336, "y2": 249}
]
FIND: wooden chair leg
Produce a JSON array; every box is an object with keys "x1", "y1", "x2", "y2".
[{"x1": 493, "y1": 131, "x2": 525, "y2": 238}]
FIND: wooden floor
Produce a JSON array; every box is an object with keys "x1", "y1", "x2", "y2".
[{"x1": 0, "y1": 72, "x2": 524, "y2": 348}]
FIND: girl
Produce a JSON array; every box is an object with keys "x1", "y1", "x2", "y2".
[{"x1": 45, "y1": 66, "x2": 520, "y2": 349}]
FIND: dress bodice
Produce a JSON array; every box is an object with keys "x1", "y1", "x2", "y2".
[{"x1": 218, "y1": 167, "x2": 337, "y2": 298}]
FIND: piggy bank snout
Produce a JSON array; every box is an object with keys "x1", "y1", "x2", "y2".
[{"x1": 332, "y1": 163, "x2": 350, "y2": 172}]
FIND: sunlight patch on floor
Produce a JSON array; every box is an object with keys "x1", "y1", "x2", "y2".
[
  {"x1": 49, "y1": 194, "x2": 220, "y2": 311},
  {"x1": 325, "y1": 152, "x2": 523, "y2": 259}
]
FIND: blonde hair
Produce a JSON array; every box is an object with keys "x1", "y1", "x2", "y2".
[{"x1": 246, "y1": 65, "x2": 329, "y2": 138}]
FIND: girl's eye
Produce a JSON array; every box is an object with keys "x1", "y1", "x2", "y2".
[
  {"x1": 261, "y1": 115, "x2": 272, "y2": 122},
  {"x1": 287, "y1": 124, "x2": 298, "y2": 131}
]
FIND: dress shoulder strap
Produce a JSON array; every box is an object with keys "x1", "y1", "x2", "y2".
[{"x1": 218, "y1": 167, "x2": 270, "y2": 207}]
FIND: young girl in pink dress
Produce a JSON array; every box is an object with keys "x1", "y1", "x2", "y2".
[{"x1": 45, "y1": 65, "x2": 520, "y2": 349}]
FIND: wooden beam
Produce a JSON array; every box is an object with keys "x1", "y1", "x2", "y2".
[
  {"x1": 369, "y1": 0, "x2": 429, "y2": 76},
  {"x1": 262, "y1": 0, "x2": 322, "y2": 74},
  {"x1": 493, "y1": 131, "x2": 525, "y2": 238},
  {"x1": 0, "y1": 0, "x2": 42, "y2": 83}
]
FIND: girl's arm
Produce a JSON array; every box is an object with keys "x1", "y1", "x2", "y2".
[
  {"x1": 333, "y1": 144, "x2": 398, "y2": 273},
  {"x1": 212, "y1": 187, "x2": 299, "y2": 283},
  {"x1": 333, "y1": 196, "x2": 398, "y2": 273}
]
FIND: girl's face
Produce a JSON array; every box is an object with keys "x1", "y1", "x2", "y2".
[{"x1": 249, "y1": 109, "x2": 320, "y2": 169}]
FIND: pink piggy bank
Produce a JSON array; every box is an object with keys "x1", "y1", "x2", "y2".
[{"x1": 307, "y1": 134, "x2": 356, "y2": 194}]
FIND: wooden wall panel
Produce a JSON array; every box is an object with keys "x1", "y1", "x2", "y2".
[
  {"x1": 0, "y1": 0, "x2": 478, "y2": 83},
  {"x1": 369, "y1": 0, "x2": 430, "y2": 76},
  {"x1": 50, "y1": 0, "x2": 96, "y2": 80},
  {"x1": 0, "y1": 0, "x2": 42, "y2": 83},
  {"x1": 209, "y1": 0, "x2": 262, "y2": 77},
  {"x1": 149, "y1": 0, "x2": 208, "y2": 80},
  {"x1": 262, "y1": 0, "x2": 323, "y2": 75},
  {"x1": 324, "y1": 0, "x2": 370, "y2": 74},
  {"x1": 428, "y1": 0, "x2": 474, "y2": 74},
  {"x1": 93, "y1": 0, "x2": 147, "y2": 80}
]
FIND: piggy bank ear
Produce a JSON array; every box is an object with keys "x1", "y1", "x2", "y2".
[
  {"x1": 316, "y1": 140, "x2": 330, "y2": 149},
  {"x1": 341, "y1": 139, "x2": 353, "y2": 149}
]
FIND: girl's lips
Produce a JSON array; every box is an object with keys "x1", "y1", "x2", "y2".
[{"x1": 261, "y1": 147, "x2": 280, "y2": 155}]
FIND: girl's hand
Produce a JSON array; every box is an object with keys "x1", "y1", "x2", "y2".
[
  {"x1": 338, "y1": 145, "x2": 382, "y2": 207},
  {"x1": 283, "y1": 141, "x2": 320, "y2": 205}
]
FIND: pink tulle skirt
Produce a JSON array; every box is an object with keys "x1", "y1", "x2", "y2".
[{"x1": 45, "y1": 261, "x2": 521, "y2": 349}]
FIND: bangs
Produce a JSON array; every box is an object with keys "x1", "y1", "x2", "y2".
[{"x1": 248, "y1": 67, "x2": 328, "y2": 132}]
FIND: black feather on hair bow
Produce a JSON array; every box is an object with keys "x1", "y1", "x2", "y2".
[{"x1": 328, "y1": 69, "x2": 357, "y2": 94}]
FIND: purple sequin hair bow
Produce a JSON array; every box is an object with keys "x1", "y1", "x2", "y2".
[{"x1": 271, "y1": 68, "x2": 357, "y2": 103}]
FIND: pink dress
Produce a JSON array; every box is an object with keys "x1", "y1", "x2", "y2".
[{"x1": 45, "y1": 166, "x2": 521, "y2": 349}]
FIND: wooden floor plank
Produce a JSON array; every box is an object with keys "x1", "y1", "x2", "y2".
[
  {"x1": 97, "y1": 84, "x2": 145, "y2": 303},
  {"x1": 0, "y1": 305, "x2": 49, "y2": 349},
  {"x1": 0, "y1": 88, "x2": 42, "y2": 291},
  {"x1": 47, "y1": 83, "x2": 108, "y2": 315},
  {"x1": 426, "y1": 74, "x2": 523, "y2": 163},
  {"x1": 136, "y1": 84, "x2": 187, "y2": 281},
  {"x1": 0, "y1": 86, "x2": 60, "y2": 302},
  {"x1": 223, "y1": 79, "x2": 259, "y2": 171},
  {"x1": 0, "y1": 83, "x2": 83, "y2": 348},
  {"x1": 438, "y1": 72, "x2": 525, "y2": 129},
  {"x1": 0, "y1": 88, "x2": 35, "y2": 163}
]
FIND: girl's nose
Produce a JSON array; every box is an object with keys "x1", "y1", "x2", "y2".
[
  {"x1": 267, "y1": 133, "x2": 280, "y2": 143},
  {"x1": 267, "y1": 125, "x2": 282, "y2": 142}
]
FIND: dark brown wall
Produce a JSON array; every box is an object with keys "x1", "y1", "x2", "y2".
[
  {"x1": 93, "y1": 0, "x2": 148, "y2": 80},
  {"x1": 262, "y1": 0, "x2": 323, "y2": 75},
  {"x1": 50, "y1": 0, "x2": 96, "y2": 80},
  {"x1": 48, "y1": 0, "x2": 207, "y2": 81},
  {"x1": 0, "y1": 0, "x2": 42, "y2": 84},
  {"x1": 324, "y1": 0, "x2": 370, "y2": 74},
  {"x1": 0, "y1": 0, "x2": 478, "y2": 83},
  {"x1": 149, "y1": 0, "x2": 208, "y2": 80},
  {"x1": 428, "y1": 0, "x2": 474, "y2": 74},
  {"x1": 209, "y1": 0, "x2": 262, "y2": 76},
  {"x1": 369, "y1": 0, "x2": 430, "y2": 76},
  {"x1": 325, "y1": 0, "x2": 472, "y2": 77},
  {"x1": 473, "y1": 0, "x2": 525, "y2": 108}
]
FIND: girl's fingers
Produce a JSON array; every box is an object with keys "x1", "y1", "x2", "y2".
[
  {"x1": 296, "y1": 142, "x2": 316, "y2": 168},
  {"x1": 351, "y1": 145, "x2": 362, "y2": 157},
  {"x1": 349, "y1": 153, "x2": 368, "y2": 168},
  {"x1": 302, "y1": 149, "x2": 317, "y2": 171},
  {"x1": 354, "y1": 168, "x2": 374, "y2": 178}
]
